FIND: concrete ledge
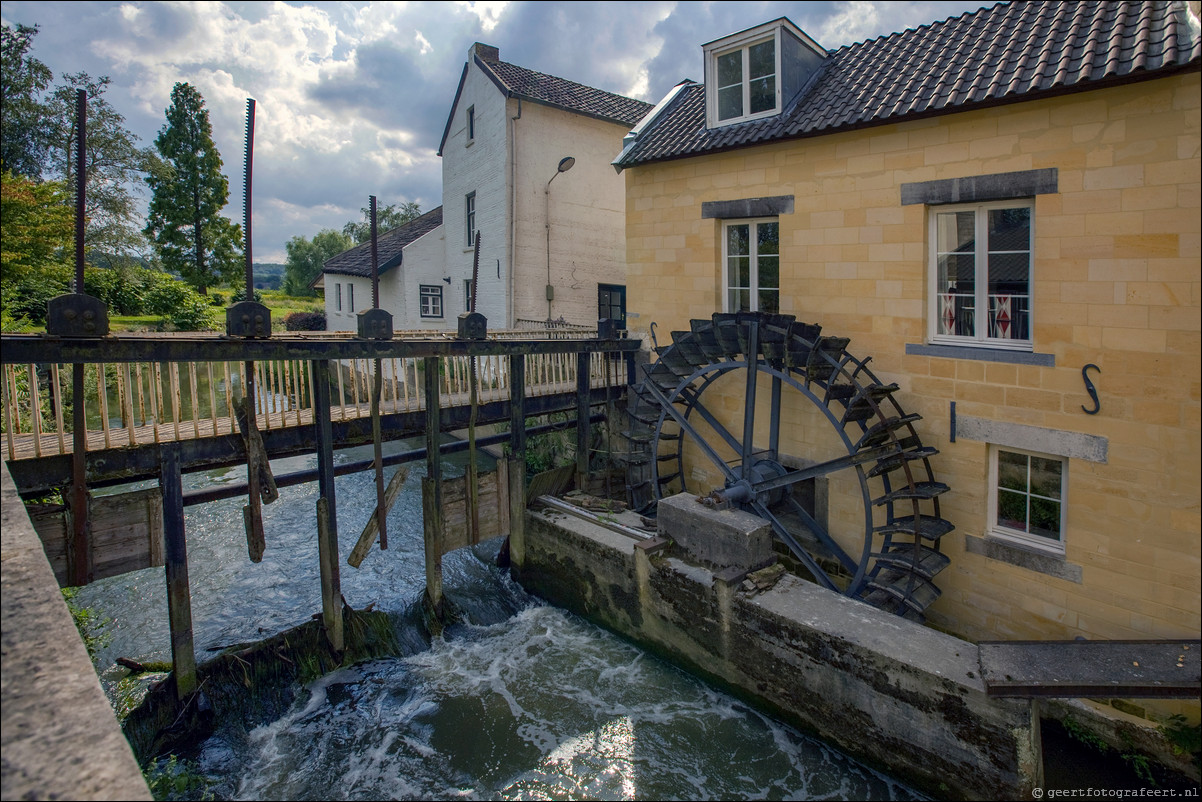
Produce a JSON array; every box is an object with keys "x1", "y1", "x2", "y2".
[
  {"x1": 1, "y1": 461, "x2": 151, "y2": 801},
  {"x1": 965, "y1": 534, "x2": 1084, "y2": 582},
  {"x1": 656, "y1": 492, "x2": 775, "y2": 572},
  {"x1": 519, "y1": 509, "x2": 1041, "y2": 800}
]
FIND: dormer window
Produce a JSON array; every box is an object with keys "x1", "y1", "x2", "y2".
[
  {"x1": 704, "y1": 18, "x2": 826, "y2": 130},
  {"x1": 715, "y1": 38, "x2": 776, "y2": 123}
]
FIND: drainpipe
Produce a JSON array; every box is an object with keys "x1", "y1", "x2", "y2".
[{"x1": 508, "y1": 96, "x2": 521, "y2": 328}]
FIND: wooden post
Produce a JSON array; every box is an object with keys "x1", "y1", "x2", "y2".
[
  {"x1": 575, "y1": 351, "x2": 590, "y2": 492},
  {"x1": 372, "y1": 360, "x2": 387, "y2": 549},
  {"x1": 67, "y1": 363, "x2": 92, "y2": 586},
  {"x1": 507, "y1": 354, "x2": 527, "y2": 572},
  {"x1": 422, "y1": 356, "x2": 444, "y2": 616},
  {"x1": 159, "y1": 443, "x2": 197, "y2": 699},
  {"x1": 311, "y1": 359, "x2": 343, "y2": 652}
]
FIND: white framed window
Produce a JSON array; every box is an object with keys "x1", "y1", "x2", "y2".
[
  {"x1": 705, "y1": 24, "x2": 780, "y2": 127},
  {"x1": 335, "y1": 282, "x2": 342, "y2": 312},
  {"x1": 929, "y1": 200, "x2": 1033, "y2": 349},
  {"x1": 988, "y1": 446, "x2": 1065, "y2": 555},
  {"x1": 723, "y1": 218, "x2": 779, "y2": 313},
  {"x1": 420, "y1": 285, "x2": 443, "y2": 318},
  {"x1": 465, "y1": 192, "x2": 477, "y2": 247},
  {"x1": 466, "y1": 106, "x2": 475, "y2": 144},
  {"x1": 347, "y1": 282, "x2": 354, "y2": 313}
]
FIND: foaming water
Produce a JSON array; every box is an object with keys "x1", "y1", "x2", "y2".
[{"x1": 76, "y1": 445, "x2": 925, "y2": 801}]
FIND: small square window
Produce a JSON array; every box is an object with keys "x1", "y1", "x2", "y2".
[
  {"x1": 420, "y1": 285, "x2": 443, "y2": 318},
  {"x1": 989, "y1": 446, "x2": 1065, "y2": 554}
]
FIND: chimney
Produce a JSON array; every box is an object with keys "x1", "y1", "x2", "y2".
[{"x1": 470, "y1": 43, "x2": 500, "y2": 63}]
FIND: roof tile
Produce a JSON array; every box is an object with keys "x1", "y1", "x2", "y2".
[
  {"x1": 321, "y1": 207, "x2": 443, "y2": 279},
  {"x1": 619, "y1": 0, "x2": 1200, "y2": 168},
  {"x1": 482, "y1": 59, "x2": 653, "y2": 127}
]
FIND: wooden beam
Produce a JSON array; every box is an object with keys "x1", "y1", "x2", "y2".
[
  {"x1": 158, "y1": 443, "x2": 196, "y2": 698},
  {"x1": 422, "y1": 357, "x2": 444, "y2": 617},
  {"x1": 508, "y1": 354, "x2": 527, "y2": 573},
  {"x1": 311, "y1": 359, "x2": 342, "y2": 652},
  {"x1": 575, "y1": 351, "x2": 590, "y2": 492}
]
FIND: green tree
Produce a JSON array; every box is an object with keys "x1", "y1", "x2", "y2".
[
  {"x1": 144, "y1": 82, "x2": 242, "y2": 295},
  {"x1": 341, "y1": 201, "x2": 421, "y2": 244},
  {"x1": 283, "y1": 228, "x2": 352, "y2": 296},
  {"x1": 0, "y1": 169, "x2": 72, "y2": 285},
  {"x1": 0, "y1": 23, "x2": 53, "y2": 178},
  {"x1": 45, "y1": 72, "x2": 154, "y2": 257}
]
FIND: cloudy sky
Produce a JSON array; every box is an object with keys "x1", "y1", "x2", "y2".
[{"x1": 3, "y1": 1, "x2": 993, "y2": 263}]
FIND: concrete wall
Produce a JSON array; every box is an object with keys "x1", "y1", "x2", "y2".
[
  {"x1": 1, "y1": 461, "x2": 151, "y2": 800},
  {"x1": 510, "y1": 100, "x2": 632, "y2": 327},
  {"x1": 324, "y1": 274, "x2": 371, "y2": 332},
  {"x1": 399, "y1": 224, "x2": 451, "y2": 330},
  {"x1": 620, "y1": 71, "x2": 1201, "y2": 723},
  {"x1": 516, "y1": 508, "x2": 1041, "y2": 800},
  {"x1": 442, "y1": 60, "x2": 512, "y2": 327}
]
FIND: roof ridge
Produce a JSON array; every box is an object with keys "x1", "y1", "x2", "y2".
[
  {"x1": 830, "y1": 0, "x2": 1012, "y2": 55},
  {"x1": 615, "y1": 0, "x2": 1200, "y2": 169},
  {"x1": 489, "y1": 57, "x2": 652, "y2": 106}
]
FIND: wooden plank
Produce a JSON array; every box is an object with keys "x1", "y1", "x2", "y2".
[
  {"x1": 31, "y1": 490, "x2": 165, "y2": 586},
  {"x1": 347, "y1": 465, "x2": 409, "y2": 568},
  {"x1": 312, "y1": 358, "x2": 343, "y2": 652},
  {"x1": 159, "y1": 443, "x2": 197, "y2": 699},
  {"x1": 422, "y1": 356, "x2": 444, "y2": 614}
]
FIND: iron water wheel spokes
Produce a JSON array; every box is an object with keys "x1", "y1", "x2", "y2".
[{"x1": 624, "y1": 312, "x2": 954, "y2": 621}]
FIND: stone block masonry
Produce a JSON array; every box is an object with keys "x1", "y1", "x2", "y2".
[{"x1": 518, "y1": 508, "x2": 1042, "y2": 800}]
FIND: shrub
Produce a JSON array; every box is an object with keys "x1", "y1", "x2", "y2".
[
  {"x1": 167, "y1": 294, "x2": 220, "y2": 331},
  {"x1": 3, "y1": 265, "x2": 72, "y2": 324},
  {"x1": 142, "y1": 271, "x2": 196, "y2": 316},
  {"x1": 231, "y1": 287, "x2": 263, "y2": 304},
  {"x1": 83, "y1": 266, "x2": 147, "y2": 316},
  {"x1": 284, "y1": 311, "x2": 326, "y2": 331}
]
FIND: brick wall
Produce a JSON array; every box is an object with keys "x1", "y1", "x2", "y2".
[{"x1": 623, "y1": 72, "x2": 1201, "y2": 677}]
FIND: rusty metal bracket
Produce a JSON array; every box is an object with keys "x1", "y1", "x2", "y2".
[{"x1": 47, "y1": 293, "x2": 109, "y2": 338}]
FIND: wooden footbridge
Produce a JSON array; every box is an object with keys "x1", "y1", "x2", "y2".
[{"x1": 1, "y1": 325, "x2": 639, "y2": 701}]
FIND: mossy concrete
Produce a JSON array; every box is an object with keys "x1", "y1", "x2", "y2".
[
  {"x1": 517, "y1": 506, "x2": 1042, "y2": 800},
  {"x1": 1, "y1": 461, "x2": 151, "y2": 801}
]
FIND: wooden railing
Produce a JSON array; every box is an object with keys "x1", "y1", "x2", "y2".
[{"x1": 1, "y1": 331, "x2": 627, "y2": 461}]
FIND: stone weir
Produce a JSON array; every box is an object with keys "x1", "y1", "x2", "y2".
[{"x1": 513, "y1": 492, "x2": 1042, "y2": 801}]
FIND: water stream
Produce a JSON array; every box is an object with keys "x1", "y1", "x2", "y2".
[{"x1": 77, "y1": 442, "x2": 925, "y2": 800}]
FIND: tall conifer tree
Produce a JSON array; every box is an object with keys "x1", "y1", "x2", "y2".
[{"x1": 144, "y1": 82, "x2": 242, "y2": 294}]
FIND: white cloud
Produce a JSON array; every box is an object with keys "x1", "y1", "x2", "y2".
[
  {"x1": 456, "y1": 1, "x2": 510, "y2": 34},
  {"x1": 816, "y1": 1, "x2": 884, "y2": 46}
]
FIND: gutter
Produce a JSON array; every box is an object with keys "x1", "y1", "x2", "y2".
[{"x1": 612, "y1": 80, "x2": 693, "y2": 173}]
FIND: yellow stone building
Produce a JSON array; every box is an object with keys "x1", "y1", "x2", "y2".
[{"x1": 613, "y1": 2, "x2": 1200, "y2": 715}]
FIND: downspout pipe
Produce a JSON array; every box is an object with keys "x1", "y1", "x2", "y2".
[{"x1": 508, "y1": 95, "x2": 521, "y2": 328}]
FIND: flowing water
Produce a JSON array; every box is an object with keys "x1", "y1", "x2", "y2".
[{"x1": 76, "y1": 441, "x2": 925, "y2": 801}]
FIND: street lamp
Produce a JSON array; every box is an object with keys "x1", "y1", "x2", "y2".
[{"x1": 545, "y1": 156, "x2": 575, "y2": 320}]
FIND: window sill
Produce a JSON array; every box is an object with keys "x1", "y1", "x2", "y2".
[
  {"x1": 964, "y1": 533, "x2": 1081, "y2": 583},
  {"x1": 906, "y1": 343, "x2": 1054, "y2": 366}
]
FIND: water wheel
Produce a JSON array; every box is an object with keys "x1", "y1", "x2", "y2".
[{"x1": 621, "y1": 312, "x2": 952, "y2": 621}]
